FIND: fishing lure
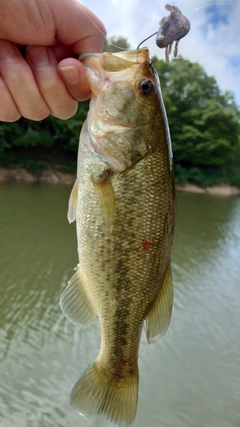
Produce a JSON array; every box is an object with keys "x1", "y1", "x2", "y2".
[{"x1": 156, "y1": 4, "x2": 190, "y2": 63}]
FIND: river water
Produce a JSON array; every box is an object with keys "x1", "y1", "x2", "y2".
[{"x1": 0, "y1": 184, "x2": 239, "y2": 427}]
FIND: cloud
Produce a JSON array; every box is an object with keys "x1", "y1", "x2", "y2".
[{"x1": 79, "y1": 0, "x2": 240, "y2": 105}]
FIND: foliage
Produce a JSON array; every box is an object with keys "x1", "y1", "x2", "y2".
[
  {"x1": 0, "y1": 101, "x2": 89, "y2": 171},
  {"x1": 0, "y1": 40, "x2": 240, "y2": 187},
  {"x1": 153, "y1": 57, "x2": 240, "y2": 186}
]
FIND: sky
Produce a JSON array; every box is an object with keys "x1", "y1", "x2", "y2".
[{"x1": 79, "y1": 0, "x2": 240, "y2": 106}]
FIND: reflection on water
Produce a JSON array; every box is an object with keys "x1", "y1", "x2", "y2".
[{"x1": 0, "y1": 185, "x2": 240, "y2": 427}]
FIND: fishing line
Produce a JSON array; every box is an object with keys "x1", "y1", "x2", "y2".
[
  {"x1": 78, "y1": 3, "x2": 106, "y2": 39},
  {"x1": 185, "y1": 2, "x2": 240, "y2": 59},
  {"x1": 78, "y1": 2, "x2": 240, "y2": 59},
  {"x1": 138, "y1": 2, "x2": 240, "y2": 60},
  {"x1": 185, "y1": 51, "x2": 240, "y2": 59},
  {"x1": 78, "y1": 2, "x2": 126, "y2": 51},
  {"x1": 193, "y1": 1, "x2": 236, "y2": 12}
]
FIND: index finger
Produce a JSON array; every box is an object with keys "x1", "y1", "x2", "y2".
[{"x1": 53, "y1": 1, "x2": 106, "y2": 53}]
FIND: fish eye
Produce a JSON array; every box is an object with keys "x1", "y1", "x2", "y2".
[{"x1": 138, "y1": 79, "x2": 155, "y2": 96}]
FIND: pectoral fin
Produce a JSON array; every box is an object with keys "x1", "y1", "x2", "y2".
[
  {"x1": 67, "y1": 179, "x2": 78, "y2": 224},
  {"x1": 60, "y1": 265, "x2": 96, "y2": 327},
  {"x1": 91, "y1": 170, "x2": 115, "y2": 226},
  {"x1": 145, "y1": 263, "x2": 173, "y2": 344}
]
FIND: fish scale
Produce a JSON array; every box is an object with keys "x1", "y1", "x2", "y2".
[{"x1": 60, "y1": 48, "x2": 176, "y2": 426}]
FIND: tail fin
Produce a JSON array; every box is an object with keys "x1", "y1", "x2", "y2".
[{"x1": 70, "y1": 360, "x2": 139, "y2": 426}]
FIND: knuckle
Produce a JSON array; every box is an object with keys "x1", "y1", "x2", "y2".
[{"x1": 10, "y1": 72, "x2": 28, "y2": 87}]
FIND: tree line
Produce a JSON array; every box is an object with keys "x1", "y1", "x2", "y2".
[{"x1": 0, "y1": 37, "x2": 239, "y2": 187}]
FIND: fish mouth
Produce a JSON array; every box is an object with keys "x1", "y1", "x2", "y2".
[
  {"x1": 79, "y1": 48, "x2": 151, "y2": 96},
  {"x1": 79, "y1": 47, "x2": 161, "y2": 173},
  {"x1": 79, "y1": 48, "x2": 149, "y2": 65}
]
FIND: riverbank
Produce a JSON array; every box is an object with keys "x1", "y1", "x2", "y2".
[
  {"x1": 175, "y1": 183, "x2": 240, "y2": 196},
  {"x1": 0, "y1": 167, "x2": 239, "y2": 195},
  {"x1": 0, "y1": 167, "x2": 76, "y2": 185}
]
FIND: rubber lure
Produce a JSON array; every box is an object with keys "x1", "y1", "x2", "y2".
[{"x1": 156, "y1": 4, "x2": 190, "y2": 63}]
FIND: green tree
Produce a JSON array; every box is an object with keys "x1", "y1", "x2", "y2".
[
  {"x1": 153, "y1": 57, "x2": 240, "y2": 185},
  {"x1": 0, "y1": 101, "x2": 89, "y2": 171},
  {"x1": 0, "y1": 39, "x2": 240, "y2": 186}
]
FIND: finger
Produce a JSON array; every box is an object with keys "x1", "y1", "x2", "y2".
[
  {"x1": 53, "y1": 1, "x2": 106, "y2": 53},
  {"x1": 0, "y1": 76, "x2": 21, "y2": 122},
  {"x1": 51, "y1": 44, "x2": 73, "y2": 62},
  {"x1": 26, "y1": 45, "x2": 78, "y2": 120},
  {"x1": 58, "y1": 58, "x2": 92, "y2": 102},
  {"x1": 0, "y1": 40, "x2": 50, "y2": 121}
]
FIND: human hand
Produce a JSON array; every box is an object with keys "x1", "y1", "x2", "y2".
[{"x1": 0, "y1": 0, "x2": 106, "y2": 122}]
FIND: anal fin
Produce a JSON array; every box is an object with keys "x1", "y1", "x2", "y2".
[
  {"x1": 60, "y1": 265, "x2": 96, "y2": 327},
  {"x1": 145, "y1": 263, "x2": 173, "y2": 344}
]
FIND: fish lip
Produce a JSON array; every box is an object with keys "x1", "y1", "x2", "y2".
[
  {"x1": 79, "y1": 52, "x2": 102, "y2": 61},
  {"x1": 79, "y1": 48, "x2": 150, "y2": 65},
  {"x1": 79, "y1": 48, "x2": 154, "y2": 97}
]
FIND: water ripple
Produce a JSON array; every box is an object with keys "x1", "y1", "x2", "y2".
[{"x1": 0, "y1": 186, "x2": 240, "y2": 427}]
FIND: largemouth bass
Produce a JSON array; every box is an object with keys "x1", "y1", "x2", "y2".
[{"x1": 60, "y1": 47, "x2": 176, "y2": 426}]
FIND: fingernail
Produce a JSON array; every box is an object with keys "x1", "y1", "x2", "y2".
[
  {"x1": 26, "y1": 46, "x2": 50, "y2": 67},
  {"x1": 59, "y1": 65, "x2": 79, "y2": 85}
]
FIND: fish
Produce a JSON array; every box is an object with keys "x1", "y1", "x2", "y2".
[
  {"x1": 60, "y1": 47, "x2": 176, "y2": 426},
  {"x1": 156, "y1": 4, "x2": 191, "y2": 63}
]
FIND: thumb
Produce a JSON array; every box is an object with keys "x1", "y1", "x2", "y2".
[{"x1": 58, "y1": 57, "x2": 92, "y2": 101}]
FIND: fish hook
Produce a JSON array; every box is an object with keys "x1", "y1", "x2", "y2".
[
  {"x1": 137, "y1": 5, "x2": 190, "y2": 63},
  {"x1": 137, "y1": 31, "x2": 158, "y2": 50}
]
